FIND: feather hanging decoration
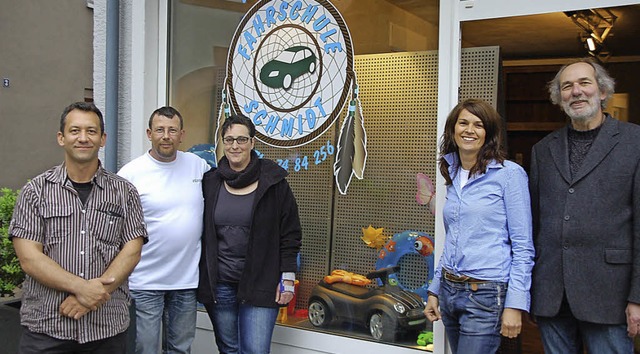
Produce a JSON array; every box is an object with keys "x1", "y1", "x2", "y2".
[
  {"x1": 214, "y1": 88, "x2": 231, "y2": 163},
  {"x1": 333, "y1": 96, "x2": 355, "y2": 195},
  {"x1": 352, "y1": 85, "x2": 367, "y2": 179},
  {"x1": 334, "y1": 82, "x2": 367, "y2": 195}
]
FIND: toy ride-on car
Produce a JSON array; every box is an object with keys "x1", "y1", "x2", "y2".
[{"x1": 308, "y1": 266, "x2": 427, "y2": 341}]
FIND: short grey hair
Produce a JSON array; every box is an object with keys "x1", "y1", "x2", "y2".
[{"x1": 548, "y1": 58, "x2": 615, "y2": 109}]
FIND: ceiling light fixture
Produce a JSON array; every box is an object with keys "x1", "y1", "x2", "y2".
[
  {"x1": 565, "y1": 8, "x2": 617, "y2": 63},
  {"x1": 586, "y1": 37, "x2": 597, "y2": 51}
]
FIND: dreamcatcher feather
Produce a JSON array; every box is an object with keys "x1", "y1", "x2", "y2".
[
  {"x1": 352, "y1": 94, "x2": 366, "y2": 179},
  {"x1": 334, "y1": 82, "x2": 367, "y2": 195},
  {"x1": 214, "y1": 88, "x2": 231, "y2": 163}
]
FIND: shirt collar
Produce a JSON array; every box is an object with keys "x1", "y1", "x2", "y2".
[
  {"x1": 443, "y1": 152, "x2": 504, "y2": 173},
  {"x1": 46, "y1": 161, "x2": 106, "y2": 189}
]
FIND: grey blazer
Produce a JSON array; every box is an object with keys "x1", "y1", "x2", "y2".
[{"x1": 529, "y1": 115, "x2": 640, "y2": 324}]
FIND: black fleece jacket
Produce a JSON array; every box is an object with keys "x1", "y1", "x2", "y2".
[{"x1": 197, "y1": 158, "x2": 302, "y2": 307}]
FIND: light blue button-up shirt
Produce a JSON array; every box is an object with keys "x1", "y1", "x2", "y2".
[{"x1": 428, "y1": 153, "x2": 534, "y2": 311}]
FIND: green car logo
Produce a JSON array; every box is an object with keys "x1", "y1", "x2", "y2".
[{"x1": 259, "y1": 46, "x2": 317, "y2": 90}]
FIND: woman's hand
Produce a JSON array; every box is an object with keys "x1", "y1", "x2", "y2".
[
  {"x1": 500, "y1": 308, "x2": 523, "y2": 338},
  {"x1": 275, "y1": 280, "x2": 295, "y2": 305},
  {"x1": 424, "y1": 294, "x2": 441, "y2": 322}
]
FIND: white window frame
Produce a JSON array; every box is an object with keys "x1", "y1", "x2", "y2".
[{"x1": 117, "y1": 1, "x2": 640, "y2": 353}]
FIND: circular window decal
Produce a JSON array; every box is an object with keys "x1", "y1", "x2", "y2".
[{"x1": 226, "y1": 0, "x2": 354, "y2": 148}]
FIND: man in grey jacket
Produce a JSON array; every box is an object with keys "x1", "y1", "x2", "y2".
[{"x1": 530, "y1": 58, "x2": 640, "y2": 353}]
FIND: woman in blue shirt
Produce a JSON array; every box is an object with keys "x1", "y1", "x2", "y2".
[{"x1": 424, "y1": 99, "x2": 534, "y2": 354}]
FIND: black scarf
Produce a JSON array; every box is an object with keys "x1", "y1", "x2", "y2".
[{"x1": 217, "y1": 150, "x2": 261, "y2": 188}]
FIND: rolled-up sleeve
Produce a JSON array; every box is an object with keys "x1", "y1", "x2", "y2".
[
  {"x1": 8, "y1": 182, "x2": 43, "y2": 242},
  {"x1": 503, "y1": 167, "x2": 535, "y2": 311},
  {"x1": 121, "y1": 184, "x2": 148, "y2": 245}
]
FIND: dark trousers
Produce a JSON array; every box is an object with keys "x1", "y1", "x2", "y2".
[{"x1": 19, "y1": 328, "x2": 127, "y2": 354}]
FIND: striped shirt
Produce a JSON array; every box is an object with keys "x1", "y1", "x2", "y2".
[{"x1": 9, "y1": 162, "x2": 148, "y2": 343}]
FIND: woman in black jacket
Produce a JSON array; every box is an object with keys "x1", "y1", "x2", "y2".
[{"x1": 198, "y1": 114, "x2": 302, "y2": 354}]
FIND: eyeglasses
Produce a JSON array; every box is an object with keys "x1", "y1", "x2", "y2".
[{"x1": 222, "y1": 136, "x2": 251, "y2": 145}]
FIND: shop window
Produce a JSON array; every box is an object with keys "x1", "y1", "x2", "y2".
[{"x1": 169, "y1": 0, "x2": 496, "y2": 350}]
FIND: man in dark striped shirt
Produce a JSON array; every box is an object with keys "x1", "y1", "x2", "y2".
[{"x1": 9, "y1": 102, "x2": 148, "y2": 353}]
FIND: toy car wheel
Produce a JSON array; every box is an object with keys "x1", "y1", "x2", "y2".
[
  {"x1": 369, "y1": 312, "x2": 397, "y2": 341},
  {"x1": 309, "y1": 61, "x2": 316, "y2": 73},
  {"x1": 283, "y1": 74, "x2": 292, "y2": 90},
  {"x1": 308, "y1": 300, "x2": 331, "y2": 327}
]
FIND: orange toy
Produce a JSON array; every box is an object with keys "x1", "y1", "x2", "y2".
[{"x1": 323, "y1": 269, "x2": 371, "y2": 287}]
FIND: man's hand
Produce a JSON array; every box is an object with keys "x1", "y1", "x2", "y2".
[
  {"x1": 75, "y1": 277, "x2": 115, "y2": 310},
  {"x1": 60, "y1": 295, "x2": 91, "y2": 320},
  {"x1": 626, "y1": 302, "x2": 640, "y2": 337},
  {"x1": 500, "y1": 308, "x2": 523, "y2": 338},
  {"x1": 424, "y1": 294, "x2": 441, "y2": 322}
]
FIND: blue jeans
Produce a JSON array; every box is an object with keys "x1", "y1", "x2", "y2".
[
  {"x1": 203, "y1": 283, "x2": 279, "y2": 354},
  {"x1": 439, "y1": 278, "x2": 507, "y2": 354},
  {"x1": 130, "y1": 289, "x2": 197, "y2": 354},
  {"x1": 536, "y1": 297, "x2": 633, "y2": 354}
]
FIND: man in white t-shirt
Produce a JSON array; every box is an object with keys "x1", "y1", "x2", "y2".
[{"x1": 118, "y1": 107, "x2": 210, "y2": 354}]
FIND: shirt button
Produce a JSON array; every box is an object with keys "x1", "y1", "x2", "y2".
[
  {"x1": 81, "y1": 209, "x2": 86, "y2": 213},
  {"x1": 79, "y1": 273, "x2": 84, "y2": 277},
  {"x1": 563, "y1": 244, "x2": 569, "y2": 250},
  {"x1": 80, "y1": 251, "x2": 85, "y2": 255},
  {"x1": 568, "y1": 188, "x2": 575, "y2": 194},
  {"x1": 564, "y1": 215, "x2": 570, "y2": 221},
  {"x1": 109, "y1": 221, "x2": 114, "y2": 225},
  {"x1": 80, "y1": 230, "x2": 86, "y2": 234}
]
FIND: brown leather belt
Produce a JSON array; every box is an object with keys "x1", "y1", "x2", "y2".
[{"x1": 443, "y1": 270, "x2": 487, "y2": 283}]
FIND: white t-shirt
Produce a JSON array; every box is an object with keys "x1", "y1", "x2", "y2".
[
  {"x1": 459, "y1": 167, "x2": 470, "y2": 188},
  {"x1": 118, "y1": 151, "x2": 210, "y2": 290}
]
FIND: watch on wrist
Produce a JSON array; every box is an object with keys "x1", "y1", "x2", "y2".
[
  {"x1": 280, "y1": 280, "x2": 295, "y2": 293},
  {"x1": 281, "y1": 272, "x2": 296, "y2": 282}
]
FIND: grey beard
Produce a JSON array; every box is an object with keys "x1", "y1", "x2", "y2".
[{"x1": 562, "y1": 101, "x2": 600, "y2": 122}]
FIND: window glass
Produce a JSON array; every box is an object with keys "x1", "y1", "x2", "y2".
[{"x1": 170, "y1": 0, "x2": 437, "y2": 350}]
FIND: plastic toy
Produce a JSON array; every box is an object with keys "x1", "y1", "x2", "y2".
[
  {"x1": 376, "y1": 231, "x2": 434, "y2": 300},
  {"x1": 361, "y1": 225, "x2": 388, "y2": 249},
  {"x1": 308, "y1": 265, "x2": 426, "y2": 341},
  {"x1": 324, "y1": 269, "x2": 371, "y2": 287},
  {"x1": 417, "y1": 330, "x2": 434, "y2": 346}
]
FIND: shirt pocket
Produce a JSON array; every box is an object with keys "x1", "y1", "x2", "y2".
[
  {"x1": 41, "y1": 204, "x2": 73, "y2": 244},
  {"x1": 91, "y1": 202, "x2": 125, "y2": 247}
]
